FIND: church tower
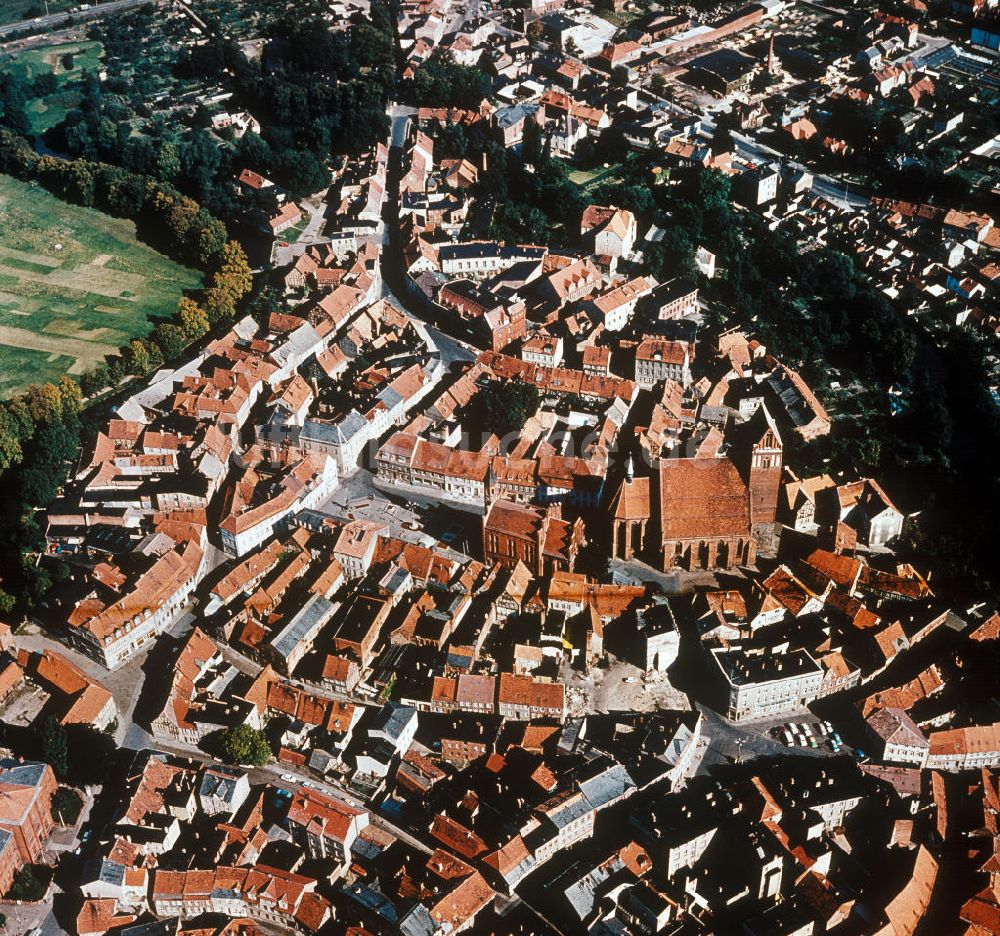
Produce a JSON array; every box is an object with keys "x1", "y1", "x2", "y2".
[
  {"x1": 767, "y1": 34, "x2": 780, "y2": 76},
  {"x1": 747, "y1": 404, "x2": 783, "y2": 532}
]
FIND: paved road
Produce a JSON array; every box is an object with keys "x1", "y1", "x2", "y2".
[
  {"x1": 249, "y1": 763, "x2": 433, "y2": 855},
  {"x1": 381, "y1": 105, "x2": 489, "y2": 361},
  {"x1": 422, "y1": 319, "x2": 476, "y2": 367},
  {"x1": 14, "y1": 607, "x2": 195, "y2": 747},
  {"x1": 0, "y1": 0, "x2": 157, "y2": 37},
  {"x1": 321, "y1": 467, "x2": 481, "y2": 559},
  {"x1": 695, "y1": 704, "x2": 834, "y2": 775},
  {"x1": 697, "y1": 116, "x2": 870, "y2": 209}
]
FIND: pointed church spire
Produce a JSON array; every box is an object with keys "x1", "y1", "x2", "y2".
[{"x1": 767, "y1": 34, "x2": 780, "y2": 75}]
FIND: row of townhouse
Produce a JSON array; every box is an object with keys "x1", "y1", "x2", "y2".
[
  {"x1": 151, "y1": 865, "x2": 332, "y2": 932},
  {"x1": 438, "y1": 241, "x2": 549, "y2": 280},
  {"x1": 483, "y1": 762, "x2": 637, "y2": 894},
  {"x1": 408, "y1": 671, "x2": 566, "y2": 721},
  {"x1": 374, "y1": 431, "x2": 607, "y2": 510},
  {"x1": 867, "y1": 712, "x2": 1000, "y2": 771}
]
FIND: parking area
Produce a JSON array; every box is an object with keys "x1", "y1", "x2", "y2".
[
  {"x1": 321, "y1": 468, "x2": 482, "y2": 562},
  {"x1": 765, "y1": 716, "x2": 862, "y2": 758}
]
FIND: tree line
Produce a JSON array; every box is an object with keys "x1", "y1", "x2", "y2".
[{"x1": 0, "y1": 131, "x2": 253, "y2": 615}]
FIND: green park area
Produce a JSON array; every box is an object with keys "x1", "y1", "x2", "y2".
[
  {"x1": 0, "y1": 173, "x2": 201, "y2": 397},
  {"x1": 6, "y1": 39, "x2": 104, "y2": 132}
]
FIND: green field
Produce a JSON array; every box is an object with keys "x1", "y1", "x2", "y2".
[
  {"x1": 5, "y1": 40, "x2": 104, "y2": 132},
  {"x1": 0, "y1": 173, "x2": 202, "y2": 397}
]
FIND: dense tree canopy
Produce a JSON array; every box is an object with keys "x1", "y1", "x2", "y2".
[
  {"x1": 473, "y1": 380, "x2": 541, "y2": 440},
  {"x1": 214, "y1": 725, "x2": 272, "y2": 766},
  {"x1": 410, "y1": 53, "x2": 493, "y2": 110}
]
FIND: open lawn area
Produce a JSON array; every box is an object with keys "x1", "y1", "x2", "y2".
[
  {"x1": 568, "y1": 152, "x2": 645, "y2": 196},
  {"x1": 0, "y1": 173, "x2": 201, "y2": 397},
  {"x1": 569, "y1": 164, "x2": 624, "y2": 197},
  {"x1": 4, "y1": 40, "x2": 104, "y2": 132}
]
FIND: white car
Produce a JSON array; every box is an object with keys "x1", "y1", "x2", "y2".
[{"x1": 280, "y1": 773, "x2": 297, "y2": 783}]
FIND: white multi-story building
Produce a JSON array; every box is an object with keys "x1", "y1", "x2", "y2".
[
  {"x1": 286, "y1": 787, "x2": 369, "y2": 866},
  {"x1": 532, "y1": 792, "x2": 595, "y2": 862},
  {"x1": 219, "y1": 454, "x2": 339, "y2": 558},
  {"x1": 712, "y1": 648, "x2": 825, "y2": 721},
  {"x1": 634, "y1": 338, "x2": 691, "y2": 389},
  {"x1": 926, "y1": 722, "x2": 1000, "y2": 771},
  {"x1": 866, "y1": 708, "x2": 930, "y2": 767},
  {"x1": 521, "y1": 332, "x2": 564, "y2": 367},
  {"x1": 68, "y1": 539, "x2": 208, "y2": 670}
]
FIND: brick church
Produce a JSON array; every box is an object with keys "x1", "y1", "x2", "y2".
[{"x1": 608, "y1": 406, "x2": 783, "y2": 571}]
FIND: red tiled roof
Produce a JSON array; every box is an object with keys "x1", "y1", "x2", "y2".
[{"x1": 658, "y1": 458, "x2": 750, "y2": 541}]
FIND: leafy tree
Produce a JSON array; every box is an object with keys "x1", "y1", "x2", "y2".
[
  {"x1": 178, "y1": 298, "x2": 210, "y2": 341},
  {"x1": 0, "y1": 410, "x2": 23, "y2": 471},
  {"x1": 51, "y1": 787, "x2": 84, "y2": 825},
  {"x1": 645, "y1": 228, "x2": 696, "y2": 280},
  {"x1": 21, "y1": 465, "x2": 60, "y2": 507},
  {"x1": 0, "y1": 589, "x2": 15, "y2": 616},
  {"x1": 152, "y1": 322, "x2": 187, "y2": 362},
  {"x1": 155, "y1": 141, "x2": 181, "y2": 182},
  {"x1": 40, "y1": 715, "x2": 69, "y2": 779},
  {"x1": 273, "y1": 148, "x2": 330, "y2": 198},
  {"x1": 22, "y1": 383, "x2": 63, "y2": 426},
  {"x1": 474, "y1": 380, "x2": 540, "y2": 438},
  {"x1": 179, "y1": 129, "x2": 223, "y2": 200},
  {"x1": 213, "y1": 241, "x2": 254, "y2": 300},
  {"x1": 411, "y1": 52, "x2": 492, "y2": 110},
  {"x1": 35, "y1": 420, "x2": 78, "y2": 468},
  {"x1": 7, "y1": 866, "x2": 46, "y2": 901},
  {"x1": 695, "y1": 168, "x2": 731, "y2": 213},
  {"x1": 33, "y1": 72, "x2": 58, "y2": 97},
  {"x1": 57, "y1": 376, "x2": 82, "y2": 416},
  {"x1": 80, "y1": 363, "x2": 111, "y2": 397},
  {"x1": 214, "y1": 725, "x2": 272, "y2": 766},
  {"x1": 123, "y1": 339, "x2": 152, "y2": 375},
  {"x1": 0, "y1": 73, "x2": 31, "y2": 134},
  {"x1": 204, "y1": 285, "x2": 237, "y2": 325}
]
